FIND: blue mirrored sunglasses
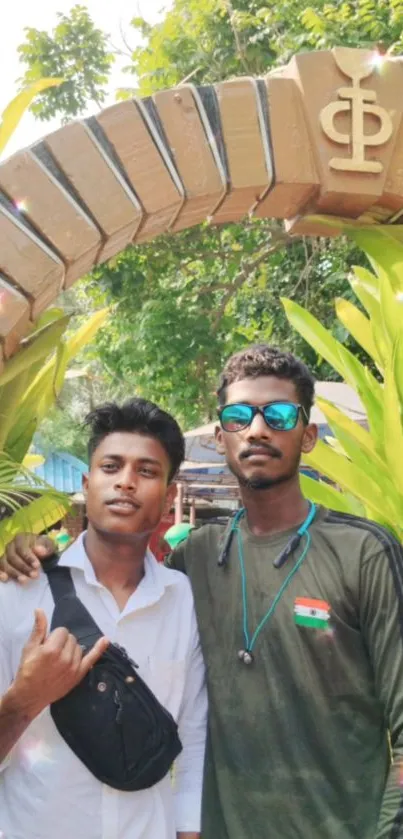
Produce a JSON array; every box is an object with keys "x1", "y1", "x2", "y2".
[{"x1": 218, "y1": 401, "x2": 308, "y2": 432}]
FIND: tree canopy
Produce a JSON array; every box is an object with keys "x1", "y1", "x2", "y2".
[{"x1": 18, "y1": 4, "x2": 114, "y2": 121}]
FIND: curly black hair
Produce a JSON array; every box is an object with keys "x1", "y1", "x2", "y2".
[{"x1": 217, "y1": 344, "x2": 315, "y2": 420}]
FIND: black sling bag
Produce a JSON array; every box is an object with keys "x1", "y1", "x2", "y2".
[{"x1": 43, "y1": 556, "x2": 182, "y2": 791}]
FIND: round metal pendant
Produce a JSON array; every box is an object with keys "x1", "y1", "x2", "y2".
[{"x1": 238, "y1": 649, "x2": 254, "y2": 665}]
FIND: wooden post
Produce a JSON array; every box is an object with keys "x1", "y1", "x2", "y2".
[
  {"x1": 175, "y1": 482, "x2": 184, "y2": 524},
  {"x1": 189, "y1": 498, "x2": 196, "y2": 526}
]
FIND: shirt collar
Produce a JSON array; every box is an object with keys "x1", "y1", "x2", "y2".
[{"x1": 59, "y1": 532, "x2": 179, "y2": 600}]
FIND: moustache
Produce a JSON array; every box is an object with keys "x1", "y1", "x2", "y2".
[{"x1": 240, "y1": 444, "x2": 282, "y2": 460}]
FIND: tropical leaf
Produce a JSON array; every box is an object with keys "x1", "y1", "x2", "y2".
[
  {"x1": 64, "y1": 307, "x2": 109, "y2": 359},
  {"x1": 350, "y1": 265, "x2": 379, "y2": 301},
  {"x1": 300, "y1": 474, "x2": 357, "y2": 514},
  {"x1": 0, "y1": 79, "x2": 63, "y2": 156},
  {"x1": 324, "y1": 435, "x2": 348, "y2": 456},
  {"x1": 0, "y1": 314, "x2": 71, "y2": 460},
  {"x1": 282, "y1": 297, "x2": 384, "y2": 446},
  {"x1": 335, "y1": 297, "x2": 381, "y2": 368},
  {"x1": 5, "y1": 309, "x2": 109, "y2": 460},
  {"x1": 0, "y1": 315, "x2": 71, "y2": 388},
  {"x1": 316, "y1": 397, "x2": 387, "y2": 476},
  {"x1": 282, "y1": 297, "x2": 352, "y2": 380},
  {"x1": 350, "y1": 267, "x2": 388, "y2": 367},
  {"x1": 0, "y1": 494, "x2": 70, "y2": 552},
  {"x1": 0, "y1": 369, "x2": 31, "y2": 451},
  {"x1": 393, "y1": 332, "x2": 403, "y2": 408},
  {"x1": 5, "y1": 418, "x2": 37, "y2": 466},
  {"x1": 0, "y1": 453, "x2": 70, "y2": 553},
  {"x1": 349, "y1": 227, "x2": 403, "y2": 294},
  {"x1": 299, "y1": 220, "x2": 403, "y2": 294},
  {"x1": 379, "y1": 266, "x2": 403, "y2": 350},
  {"x1": 304, "y1": 440, "x2": 399, "y2": 523},
  {"x1": 383, "y1": 350, "x2": 403, "y2": 498}
]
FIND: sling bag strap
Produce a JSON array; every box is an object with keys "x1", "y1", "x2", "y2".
[{"x1": 43, "y1": 554, "x2": 104, "y2": 651}]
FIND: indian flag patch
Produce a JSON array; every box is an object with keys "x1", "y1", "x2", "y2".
[{"x1": 294, "y1": 597, "x2": 330, "y2": 629}]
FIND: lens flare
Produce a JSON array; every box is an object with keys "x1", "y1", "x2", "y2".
[
  {"x1": 15, "y1": 199, "x2": 27, "y2": 213},
  {"x1": 370, "y1": 51, "x2": 386, "y2": 70}
]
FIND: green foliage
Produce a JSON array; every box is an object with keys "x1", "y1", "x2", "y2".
[
  {"x1": 299, "y1": 0, "x2": 403, "y2": 53},
  {"x1": 18, "y1": 5, "x2": 114, "y2": 121},
  {"x1": 81, "y1": 223, "x2": 369, "y2": 427},
  {"x1": 125, "y1": 0, "x2": 403, "y2": 95},
  {"x1": 0, "y1": 454, "x2": 69, "y2": 553},
  {"x1": 1, "y1": 307, "x2": 109, "y2": 462},
  {"x1": 283, "y1": 227, "x2": 403, "y2": 541},
  {"x1": 0, "y1": 304, "x2": 109, "y2": 549},
  {"x1": 0, "y1": 79, "x2": 63, "y2": 157},
  {"x1": 35, "y1": 404, "x2": 89, "y2": 463}
]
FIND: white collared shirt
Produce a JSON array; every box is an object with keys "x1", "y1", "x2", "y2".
[{"x1": 0, "y1": 534, "x2": 207, "y2": 839}]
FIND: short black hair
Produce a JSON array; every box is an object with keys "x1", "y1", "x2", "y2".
[
  {"x1": 217, "y1": 344, "x2": 315, "y2": 420},
  {"x1": 84, "y1": 398, "x2": 185, "y2": 481}
]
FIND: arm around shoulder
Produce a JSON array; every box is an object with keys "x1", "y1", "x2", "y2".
[{"x1": 0, "y1": 533, "x2": 55, "y2": 583}]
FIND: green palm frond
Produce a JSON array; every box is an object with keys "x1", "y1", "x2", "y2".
[
  {"x1": 0, "y1": 453, "x2": 71, "y2": 553},
  {"x1": 283, "y1": 226, "x2": 403, "y2": 542}
]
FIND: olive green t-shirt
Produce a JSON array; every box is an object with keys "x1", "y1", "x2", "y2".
[{"x1": 168, "y1": 507, "x2": 403, "y2": 839}]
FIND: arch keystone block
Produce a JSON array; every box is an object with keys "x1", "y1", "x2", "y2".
[{"x1": 281, "y1": 48, "x2": 403, "y2": 216}]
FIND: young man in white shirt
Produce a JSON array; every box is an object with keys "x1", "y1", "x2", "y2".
[{"x1": 0, "y1": 398, "x2": 207, "y2": 839}]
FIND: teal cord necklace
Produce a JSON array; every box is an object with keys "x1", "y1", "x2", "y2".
[{"x1": 235, "y1": 514, "x2": 312, "y2": 665}]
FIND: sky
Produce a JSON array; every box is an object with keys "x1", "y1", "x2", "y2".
[{"x1": 1, "y1": 0, "x2": 171, "y2": 156}]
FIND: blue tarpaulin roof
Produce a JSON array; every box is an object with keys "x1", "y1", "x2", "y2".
[{"x1": 33, "y1": 449, "x2": 88, "y2": 494}]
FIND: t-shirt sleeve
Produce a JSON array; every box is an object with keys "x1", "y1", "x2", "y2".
[
  {"x1": 164, "y1": 543, "x2": 187, "y2": 573},
  {"x1": 359, "y1": 536, "x2": 403, "y2": 838}
]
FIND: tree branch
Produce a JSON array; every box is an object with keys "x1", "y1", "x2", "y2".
[
  {"x1": 119, "y1": 19, "x2": 135, "y2": 57},
  {"x1": 223, "y1": 0, "x2": 252, "y2": 74},
  {"x1": 109, "y1": 40, "x2": 133, "y2": 61},
  {"x1": 178, "y1": 66, "x2": 203, "y2": 85},
  {"x1": 211, "y1": 235, "x2": 296, "y2": 332}
]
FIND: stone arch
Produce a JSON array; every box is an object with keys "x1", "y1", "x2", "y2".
[{"x1": 1, "y1": 46, "x2": 403, "y2": 365}]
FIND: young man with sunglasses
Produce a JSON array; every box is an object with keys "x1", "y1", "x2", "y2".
[{"x1": 2, "y1": 345, "x2": 403, "y2": 839}]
